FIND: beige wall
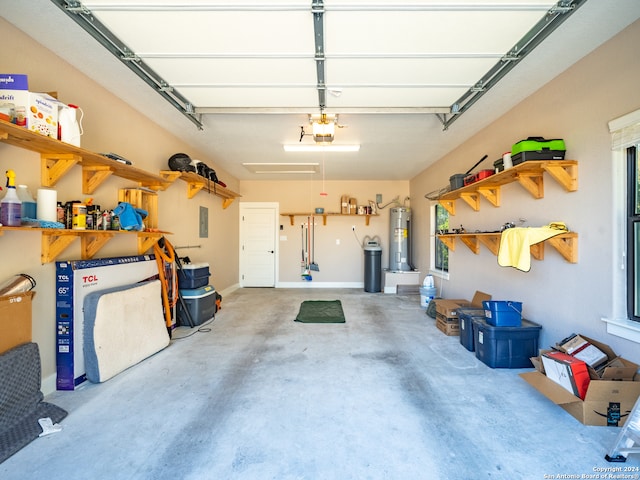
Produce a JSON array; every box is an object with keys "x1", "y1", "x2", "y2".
[
  {"x1": 410, "y1": 19, "x2": 640, "y2": 361},
  {"x1": 239, "y1": 180, "x2": 410, "y2": 283},
  {"x1": 0, "y1": 18, "x2": 240, "y2": 392}
]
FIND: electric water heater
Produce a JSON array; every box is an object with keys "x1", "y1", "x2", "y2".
[{"x1": 389, "y1": 207, "x2": 412, "y2": 271}]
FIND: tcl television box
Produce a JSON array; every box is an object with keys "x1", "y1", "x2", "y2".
[
  {"x1": 520, "y1": 335, "x2": 640, "y2": 426},
  {"x1": 55, "y1": 255, "x2": 159, "y2": 390}
]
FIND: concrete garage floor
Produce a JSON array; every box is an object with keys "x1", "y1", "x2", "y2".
[{"x1": 2, "y1": 288, "x2": 639, "y2": 479}]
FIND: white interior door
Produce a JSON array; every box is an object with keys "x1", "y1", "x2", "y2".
[{"x1": 240, "y1": 203, "x2": 278, "y2": 287}]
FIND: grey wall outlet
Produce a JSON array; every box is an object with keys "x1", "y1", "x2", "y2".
[
  {"x1": 199, "y1": 206, "x2": 208, "y2": 238},
  {"x1": 376, "y1": 194, "x2": 382, "y2": 203}
]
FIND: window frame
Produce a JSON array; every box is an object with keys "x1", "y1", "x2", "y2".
[{"x1": 430, "y1": 202, "x2": 450, "y2": 279}]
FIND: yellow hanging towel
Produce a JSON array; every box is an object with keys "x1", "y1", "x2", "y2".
[{"x1": 498, "y1": 223, "x2": 567, "y2": 272}]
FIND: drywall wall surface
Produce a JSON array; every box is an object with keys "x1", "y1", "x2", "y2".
[
  {"x1": 0, "y1": 17, "x2": 240, "y2": 391},
  {"x1": 410, "y1": 19, "x2": 640, "y2": 362},
  {"x1": 239, "y1": 180, "x2": 410, "y2": 283}
]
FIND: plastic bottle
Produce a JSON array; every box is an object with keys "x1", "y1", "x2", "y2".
[
  {"x1": 422, "y1": 274, "x2": 435, "y2": 288},
  {"x1": 16, "y1": 185, "x2": 37, "y2": 221},
  {"x1": 58, "y1": 103, "x2": 83, "y2": 146},
  {"x1": 0, "y1": 170, "x2": 22, "y2": 226}
]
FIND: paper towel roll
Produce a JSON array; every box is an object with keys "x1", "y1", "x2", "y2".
[{"x1": 37, "y1": 188, "x2": 57, "y2": 222}]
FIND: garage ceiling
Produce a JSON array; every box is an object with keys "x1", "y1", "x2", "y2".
[{"x1": 2, "y1": 1, "x2": 640, "y2": 181}]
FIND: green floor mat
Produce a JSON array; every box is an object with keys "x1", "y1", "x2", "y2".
[{"x1": 295, "y1": 300, "x2": 346, "y2": 323}]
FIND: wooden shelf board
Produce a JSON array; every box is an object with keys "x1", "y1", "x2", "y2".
[
  {"x1": 281, "y1": 212, "x2": 379, "y2": 226},
  {"x1": 439, "y1": 160, "x2": 578, "y2": 214},
  {"x1": 0, "y1": 119, "x2": 173, "y2": 191},
  {"x1": 436, "y1": 231, "x2": 577, "y2": 264},
  {"x1": 1, "y1": 226, "x2": 171, "y2": 263}
]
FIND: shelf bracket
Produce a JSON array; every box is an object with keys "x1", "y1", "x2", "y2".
[
  {"x1": 477, "y1": 186, "x2": 501, "y2": 208},
  {"x1": 544, "y1": 163, "x2": 578, "y2": 192},
  {"x1": 81, "y1": 232, "x2": 116, "y2": 259},
  {"x1": 82, "y1": 165, "x2": 115, "y2": 195},
  {"x1": 516, "y1": 172, "x2": 544, "y2": 199},
  {"x1": 459, "y1": 235, "x2": 481, "y2": 254},
  {"x1": 437, "y1": 235, "x2": 456, "y2": 251},
  {"x1": 547, "y1": 233, "x2": 578, "y2": 263},
  {"x1": 186, "y1": 181, "x2": 205, "y2": 199},
  {"x1": 137, "y1": 232, "x2": 163, "y2": 254},
  {"x1": 222, "y1": 198, "x2": 234, "y2": 209},
  {"x1": 459, "y1": 192, "x2": 480, "y2": 211},
  {"x1": 41, "y1": 230, "x2": 78, "y2": 264},
  {"x1": 158, "y1": 170, "x2": 182, "y2": 189},
  {"x1": 41, "y1": 153, "x2": 81, "y2": 187},
  {"x1": 477, "y1": 234, "x2": 501, "y2": 255},
  {"x1": 438, "y1": 199, "x2": 455, "y2": 216}
]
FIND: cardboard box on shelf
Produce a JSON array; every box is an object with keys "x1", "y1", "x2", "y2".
[
  {"x1": 0, "y1": 291, "x2": 35, "y2": 355},
  {"x1": 520, "y1": 335, "x2": 640, "y2": 426},
  {"x1": 434, "y1": 291, "x2": 491, "y2": 337},
  {"x1": 0, "y1": 75, "x2": 58, "y2": 138}
]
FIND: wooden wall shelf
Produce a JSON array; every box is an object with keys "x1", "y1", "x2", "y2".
[
  {"x1": 0, "y1": 120, "x2": 173, "y2": 194},
  {"x1": 0, "y1": 226, "x2": 170, "y2": 264},
  {"x1": 160, "y1": 170, "x2": 241, "y2": 208},
  {"x1": 281, "y1": 212, "x2": 379, "y2": 226},
  {"x1": 438, "y1": 160, "x2": 578, "y2": 215},
  {"x1": 436, "y1": 231, "x2": 578, "y2": 264}
]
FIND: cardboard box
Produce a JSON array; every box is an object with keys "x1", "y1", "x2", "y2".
[
  {"x1": 435, "y1": 291, "x2": 491, "y2": 319},
  {"x1": 557, "y1": 333, "x2": 609, "y2": 368},
  {"x1": 0, "y1": 291, "x2": 34, "y2": 354},
  {"x1": 520, "y1": 335, "x2": 640, "y2": 426},
  {"x1": 0, "y1": 75, "x2": 58, "y2": 138},
  {"x1": 436, "y1": 316, "x2": 459, "y2": 336},
  {"x1": 434, "y1": 291, "x2": 491, "y2": 337},
  {"x1": 541, "y1": 351, "x2": 590, "y2": 400}
]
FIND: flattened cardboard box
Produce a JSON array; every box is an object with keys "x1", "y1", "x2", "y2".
[
  {"x1": 0, "y1": 291, "x2": 34, "y2": 354},
  {"x1": 520, "y1": 335, "x2": 640, "y2": 426}
]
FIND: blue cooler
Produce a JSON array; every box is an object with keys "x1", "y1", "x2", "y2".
[
  {"x1": 178, "y1": 263, "x2": 211, "y2": 289},
  {"x1": 458, "y1": 308, "x2": 485, "y2": 352},
  {"x1": 177, "y1": 285, "x2": 216, "y2": 327}
]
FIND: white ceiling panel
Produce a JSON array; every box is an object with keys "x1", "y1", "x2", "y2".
[
  {"x1": 91, "y1": 10, "x2": 314, "y2": 54},
  {"x1": 323, "y1": 87, "x2": 468, "y2": 109},
  {"x1": 144, "y1": 58, "x2": 317, "y2": 86},
  {"x1": 177, "y1": 87, "x2": 319, "y2": 108},
  {"x1": 324, "y1": 11, "x2": 548, "y2": 54},
  {"x1": 325, "y1": 57, "x2": 498, "y2": 86}
]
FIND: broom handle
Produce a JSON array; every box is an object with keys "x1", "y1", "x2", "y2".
[{"x1": 465, "y1": 154, "x2": 489, "y2": 175}]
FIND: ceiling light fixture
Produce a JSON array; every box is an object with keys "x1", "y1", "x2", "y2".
[
  {"x1": 284, "y1": 145, "x2": 360, "y2": 153},
  {"x1": 310, "y1": 112, "x2": 336, "y2": 143}
]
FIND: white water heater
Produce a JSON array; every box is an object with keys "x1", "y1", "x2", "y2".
[{"x1": 389, "y1": 207, "x2": 412, "y2": 271}]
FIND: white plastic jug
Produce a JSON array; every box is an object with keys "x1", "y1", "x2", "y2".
[{"x1": 58, "y1": 103, "x2": 83, "y2": 146}]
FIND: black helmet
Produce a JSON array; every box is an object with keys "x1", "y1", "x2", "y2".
[{"x1": 168, "y1": 153, "x2": 194, "y2": 172}]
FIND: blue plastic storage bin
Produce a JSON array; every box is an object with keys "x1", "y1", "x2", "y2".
[
  {"x1": 472, "y1": 317, "x2": 541, "y2": 368},
  {"x1": 482, "y1": 300, "x2": 522, "y2": 327},
  {"x1": 458, "y1": 307, "x2": 485, "y2": 352}
]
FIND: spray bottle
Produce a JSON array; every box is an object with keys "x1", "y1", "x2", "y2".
[{"x1": 0, "y1": 170, "x2": 22, "y2": 226}]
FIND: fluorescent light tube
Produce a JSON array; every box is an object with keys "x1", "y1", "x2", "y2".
[{"x1": 283, "y1": 145, "x2": 360, "y2": 152}]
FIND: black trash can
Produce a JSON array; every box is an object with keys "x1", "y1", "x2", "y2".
[{"x1": 364, "y1": 245, "x2": 382, "y2": 293}]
